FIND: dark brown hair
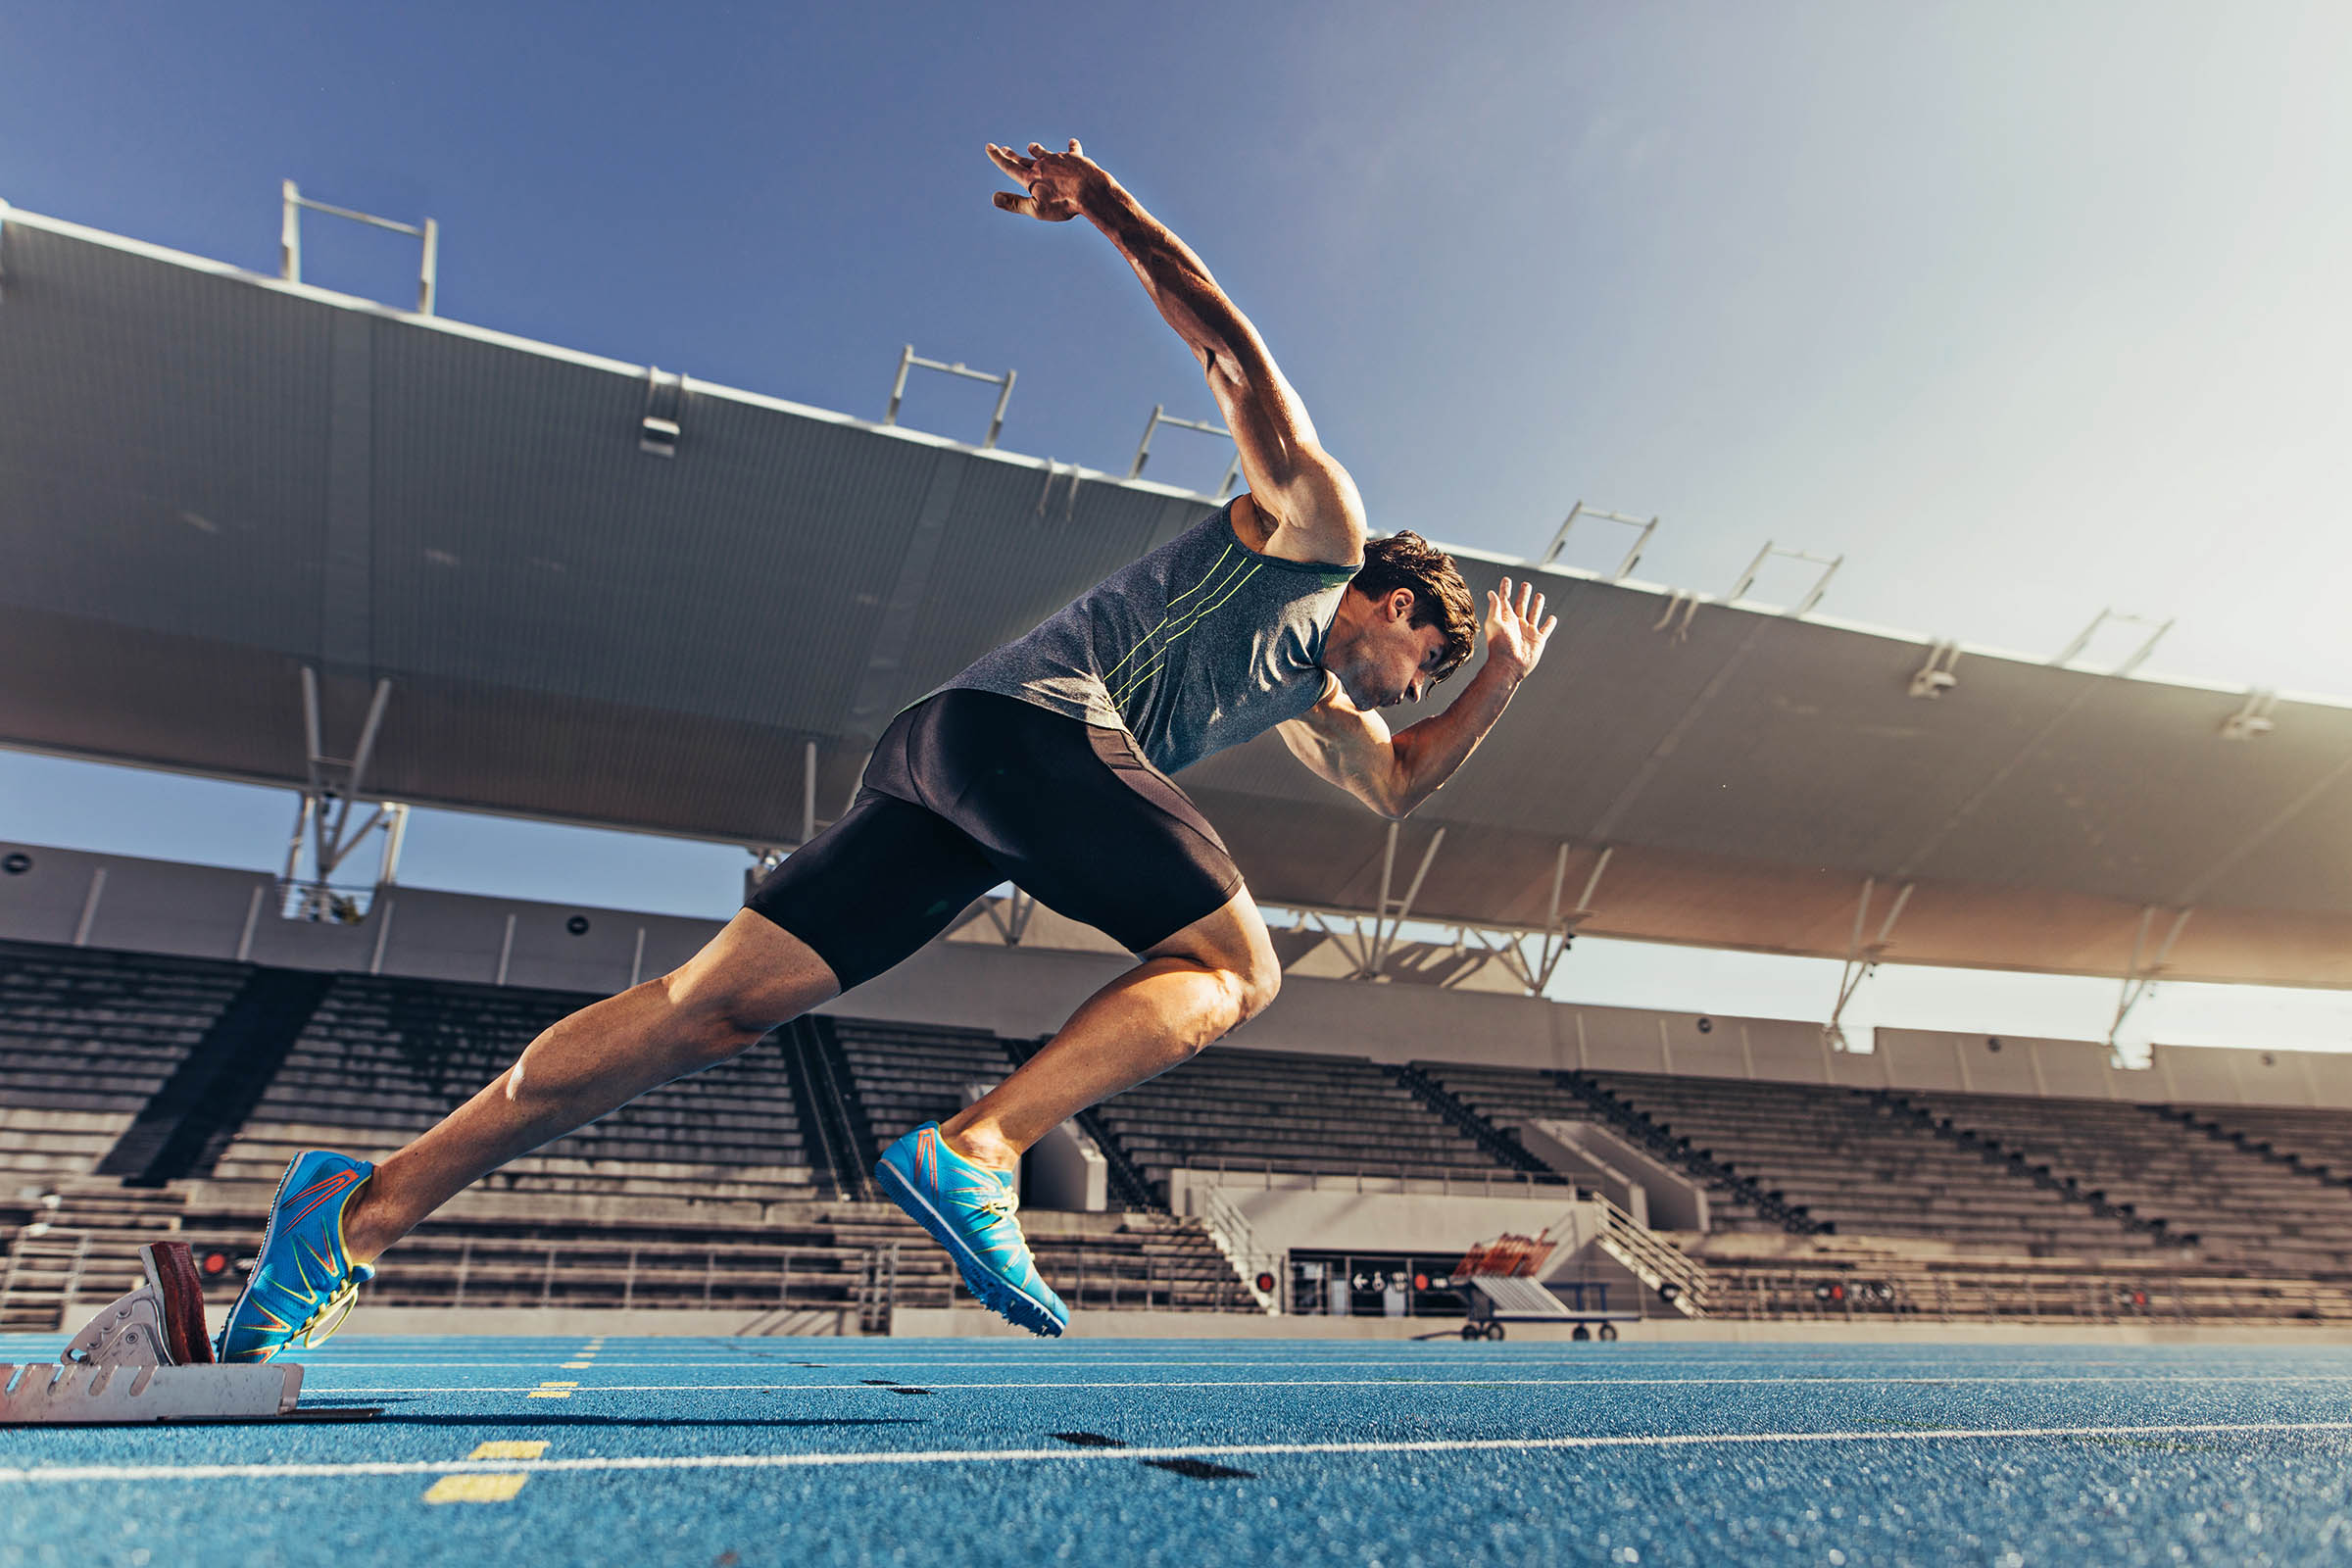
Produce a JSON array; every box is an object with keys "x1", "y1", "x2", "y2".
[{"x1": 1349, "y1": 531, "x2": 1477, "y2": 684}]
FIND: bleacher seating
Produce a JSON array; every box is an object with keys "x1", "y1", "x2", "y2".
[
  {"x1": 1899, "y1": 1091, "x2": 2352, "y2": 1273},
  {"x1": 830, "y1": 1018, "x2": 1016, "y2": 1148},
  {"x1": 209, "y1": 971, "x2": 822, "y2": 1204},
  {"x1": 1089, "y1": 1047, "x2": 1518, "y2": 1200},
  {"x1": 1585, "y1": 1071, "x2": 2160, "y2": 1256},
  {"x1": 0, "y1": 940, "x2": 249, "y2": 1193},
  {"x1": 1419, "y1": 1060, "x2": 1778, "y2": 1232},
  {"x1": 19, "y1": 936, "x2": 2352, "y2": 1329}
]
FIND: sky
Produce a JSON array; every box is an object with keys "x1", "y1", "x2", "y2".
[{"x1": 3, "y1": 1, "x2": 2350, "y2": 1051}]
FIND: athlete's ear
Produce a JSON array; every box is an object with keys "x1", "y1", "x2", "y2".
[{"x1": 1385, "y1": 588, "x2": 1416, "y2": 624}]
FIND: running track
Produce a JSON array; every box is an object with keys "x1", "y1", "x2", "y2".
[{"x1": 7, "y1": 1336, "x2": 2352, "y2": 1564}]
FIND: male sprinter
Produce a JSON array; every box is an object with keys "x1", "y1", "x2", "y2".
[{"x1": 216, "y1": 139, "x2": 1554, "y2": 1353}]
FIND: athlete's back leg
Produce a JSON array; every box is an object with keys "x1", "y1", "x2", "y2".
[{"x1": 338, "y1": 909, "x2": 841, "y2": 1262}]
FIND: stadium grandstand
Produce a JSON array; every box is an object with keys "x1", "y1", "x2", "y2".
[{"x1": 8, "y1": 198, "x2": 2352, "y2": 1346}]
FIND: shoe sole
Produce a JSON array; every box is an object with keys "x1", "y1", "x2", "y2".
[{"x1": 873, "y1": 1160, "x2": 1066, "y2": 1338}]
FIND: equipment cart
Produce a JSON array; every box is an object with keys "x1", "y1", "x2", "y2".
[{"x1": 1437, "y1": 1230, "x2": 1642, "y2": 1342}]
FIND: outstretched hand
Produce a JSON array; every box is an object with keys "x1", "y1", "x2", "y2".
[
  {"x1": 1484, "y1": 577, "x2": 1556, "y2": 681},
  {"x1": 986, "y1": 139, "x2": 1107, "y2": 221}
]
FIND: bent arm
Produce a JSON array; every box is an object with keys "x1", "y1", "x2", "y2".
[{"x1": 1277, "y1": 660, "x2": 1529, "y2": 820}]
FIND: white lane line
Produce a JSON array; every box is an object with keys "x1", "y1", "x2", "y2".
[
  {"x1": 7, "y1": 1420, "x2": 2348, "y2": 1485},
  {"x1": 295, "y1": 1374, "x2": 2352, "y2": 1395}
]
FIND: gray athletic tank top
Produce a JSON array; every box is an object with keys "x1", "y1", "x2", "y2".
[{"x1": 938, "y1": 500, "x2": 1360, "y2": 774}]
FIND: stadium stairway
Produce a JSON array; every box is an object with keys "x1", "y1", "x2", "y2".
[
  {"x1": 93, "y1": 967, "x2": 334, "y2": 1185},
  {"x1": 2162, "y1": 1103, "x2": 2352, "y2": 1190},
  {"x1": 0, "y1": 939, "x2": 252, "y2": 1195}
]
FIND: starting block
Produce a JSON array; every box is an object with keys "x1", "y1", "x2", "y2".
[{"x1": 0, "y1": 1241, "x2": 375, "y2": 1425}]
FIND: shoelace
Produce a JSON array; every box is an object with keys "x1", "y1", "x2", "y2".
[
  {"x1": 289, "y1": 1278, "x2": 365, "y2": 1348},
  {"x1": 971, "y1": 1191, "x2": 1037, "y2": 1268}
]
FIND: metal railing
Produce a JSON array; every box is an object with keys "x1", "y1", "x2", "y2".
[
  {"x1": 1706, "y1": 1266, "x2": 2352, "y2": 1324},
  {"x1": 1200, "y1": 1157, "x2": 1568, "y2": 1197},
  {"x1": 1195, "y1": 1187, "x2": 1280, "y2": 1312},
  {"x1": 1592, "y1": 1195, "x2": 1712, "y2": 1317}
]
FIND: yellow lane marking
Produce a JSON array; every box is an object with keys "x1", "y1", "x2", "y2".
[
  {"x1": 561, "y1": 1361, "x2": 593, "y2": 1369},
  {"x1": 425, "y1": 1442, "x2": 549, "y2": 1502},
  {"x1": 424, "y1": 1473, "x2": 528, "y2": 1504},
  {"x1": 527, "y1": 1381, "x2": 580, "y2": 1399}
]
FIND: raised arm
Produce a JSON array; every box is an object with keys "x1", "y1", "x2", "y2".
[
  {"x1": 987, "y1": 139, "x2": 1363, "y2": 564},
  {"x1": 1279, "y1": 578, "x2": 1556, "y2": 818}
]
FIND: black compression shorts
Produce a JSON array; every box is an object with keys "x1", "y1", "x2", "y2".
[{"x1": 744, "y1": 690, "x2": 1245, "y2": 990}]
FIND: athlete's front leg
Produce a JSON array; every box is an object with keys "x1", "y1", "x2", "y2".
[
  {"x1": 871, "y1": 890, "x2": 1279, "y2": 1338},
  {"x1": 943, "y1": 888, "x2": 1279, "y2": 1167}
]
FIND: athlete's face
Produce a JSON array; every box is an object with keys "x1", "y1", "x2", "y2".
[{"x1": 1351, "y1": 599, "x2": 1452, "y2": 709}]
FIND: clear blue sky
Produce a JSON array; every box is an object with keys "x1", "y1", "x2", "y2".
[{"x1": 4, "y1": 1, "x2": 2349, "y2": 1050}]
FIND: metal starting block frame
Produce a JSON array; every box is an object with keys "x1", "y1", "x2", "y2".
[{"x1": 0, "y1": 1241, "x2": 372, "y2": 1425}]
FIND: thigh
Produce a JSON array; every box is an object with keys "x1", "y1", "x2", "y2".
[
  {"x1": 743, "y1": 789, "x2": 1003, "y2": 992},
  {"x1": 912, "y1": 695, "x2": 1245, "y2": 955}
]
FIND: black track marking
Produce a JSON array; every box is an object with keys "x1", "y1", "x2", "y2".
[
  {"x1": 1144, "y1": 1458, "x2": 1255, "y2": 1480},
  {"x1": 1052, "y1": 1432, "x2": 1130, "y2": 1447}
]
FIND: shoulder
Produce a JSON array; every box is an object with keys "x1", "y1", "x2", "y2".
[{"x1": 1234, "y1": 459, "x2": 1366, "y2": 569}]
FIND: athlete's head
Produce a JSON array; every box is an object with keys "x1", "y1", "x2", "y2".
[{"x1": 1325, "y1": 531, "x2": 1477, "y2": 709}]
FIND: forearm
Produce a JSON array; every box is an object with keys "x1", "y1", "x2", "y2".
[
  {"x1": 1388, "y1": 660, "x2": 1526, "y2": 815},
  {"x1": 1079, "y1": 179, "x2": 1252, "y2": 365}
]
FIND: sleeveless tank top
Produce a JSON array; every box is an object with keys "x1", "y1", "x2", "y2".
[{"x1": 936, "y1": 500, "x2": 1360, "y2": 775}]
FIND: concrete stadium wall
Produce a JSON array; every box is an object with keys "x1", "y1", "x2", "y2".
[{"x1": 3, "y1": 838, "x2": 2339, "y2": 1109}]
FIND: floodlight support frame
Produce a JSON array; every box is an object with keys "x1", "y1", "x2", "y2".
[
  {"x1": 1127, "y1": 405, "x2": 1242, "y2": 495},
  {"x1": 2052, "y1": 608, "x2": 2174, "y2": 677},
  {"x1": 2222, "y1": 690, "x2": 2278, "y2": 741},
  {"x1": 280, "y1": 180, "x2": 438, "y2": 316},
  {"x1": 1540, "y1": 502, "x2": 1657, "y2": 582},
  {"x1": 884, "y1": 344, "x2": 1015, "y2": 449},
  {"x1": 1728, "y1": 540, "x2": 1844, "y2": 615}
]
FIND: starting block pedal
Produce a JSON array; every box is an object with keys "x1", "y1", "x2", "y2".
[{"x1": 0, "y1": 1241, "x2": 377, "y2": 1426}]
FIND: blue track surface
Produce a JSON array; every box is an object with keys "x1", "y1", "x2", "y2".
[{"x1": 8, "y1": 1335, "x2": 2352, "y2": 1565}]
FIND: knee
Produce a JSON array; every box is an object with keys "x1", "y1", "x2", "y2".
[
  {"x1": 655, "y1": 975, "x2": 777, "y2": 1065},
  {"x1": 1235, "y1": 959, "x2": 1281, "y2": 1024},
  {"x1": 1211, "y1": 951, "x2": 1281, "y2": 1035}
]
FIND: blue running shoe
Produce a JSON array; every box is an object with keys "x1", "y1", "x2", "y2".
[
  {"x1": 874, "y1": 1123, "x2": 1068, "y2": 1337},
  {"x1": 215, "y1": 1150, "x2": 376, "y2": 1362}
]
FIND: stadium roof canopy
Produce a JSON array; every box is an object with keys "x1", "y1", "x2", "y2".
[{"x1": 5, "y1": 204, "x2": 2351, "y2": 988}]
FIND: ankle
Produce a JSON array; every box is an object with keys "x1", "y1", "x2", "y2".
[
  {"x1": 938, "y1": 1124, "x2": 1021, "y2": 1173},
  {"x1": 339, "y1": 1182, "x2": 396, "y2": 1266}
]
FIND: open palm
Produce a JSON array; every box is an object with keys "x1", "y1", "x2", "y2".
[{"x1": 1484, "y1": 577, "x2": 1556, "y2": 679}]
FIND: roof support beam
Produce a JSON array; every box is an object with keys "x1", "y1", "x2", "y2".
[
  {"x1": 282, "y1": 668, "x2": 396, "y2": 922},
  {"x1": 845, "y1": 451, "x2": 968, "y2": 742},
  {"x1": 2110, "y1": 905, "x2": 2194, "y2": 1056},
  {"x1": 1825, "y1": 876, "x2": 1913, "y2": 1052}
]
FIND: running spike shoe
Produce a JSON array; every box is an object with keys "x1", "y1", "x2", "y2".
[
  {"x1": 215, "y1": 1149, "x2": 376, "y2": 1362},
  {"x1": 874, "y1": 1123, "x2": 1068, "y2": 1337}
]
